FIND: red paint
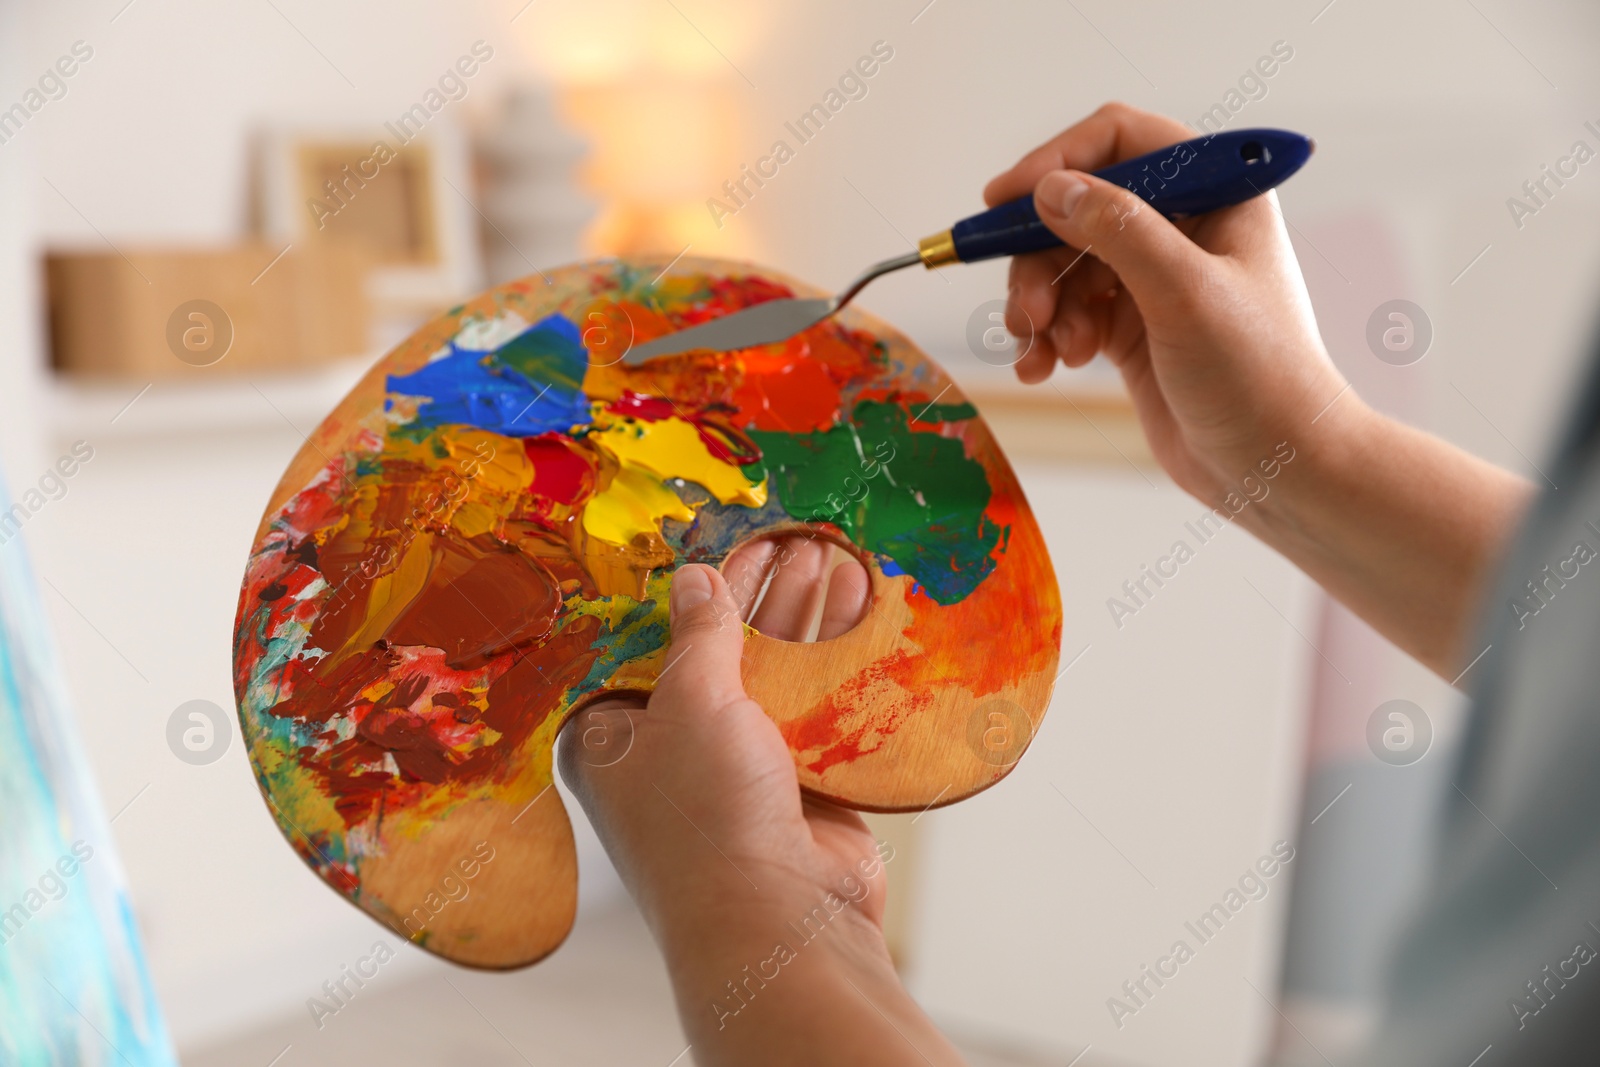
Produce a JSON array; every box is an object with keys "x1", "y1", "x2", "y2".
[
  {"x1": 604, "y1": 390, "x2": 761, "y2": 466},
  {"x1": 241, "y1": 461, "x2": 610, "y2": 827},
  {"x1": 675, "y1": 275, "x2": 795, "y2": 328},
  {"x1": 780, "y1": 649, "x2": 935, "y2": 774},
  {"x1": 730, "y1": 350, "x2": 843, "y2": 434},
  {"x1": 606, "y1": 391, "x2": 676, "y2": 422},
  {"x1": 524, "y1": 435, "x2": 593, "y2": 504}
]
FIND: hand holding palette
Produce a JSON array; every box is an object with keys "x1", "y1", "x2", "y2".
[{"x1": 232, "y1": 258, "x2": 1061, "y2": 968}]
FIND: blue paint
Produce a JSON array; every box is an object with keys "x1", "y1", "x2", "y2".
[
  {"x1": 879, "y1": 520, "x2": 999, "y2": 604},
  {"x1": 566, "y1": 599, "x2": 667, "y2": 701},
  {"x1": 388, "y1": 313, "x2": 591, "y2": 437}
]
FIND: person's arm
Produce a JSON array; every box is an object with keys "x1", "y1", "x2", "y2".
[
  {"x1": 987, "y1": 102, "x2": 1534, "y2": 679},
  {"x1": 1243, "y1": 410, "x2": 1531, "y2": 675},
  {"x1": 560, "y1": 104, "x2": 1541, "y2": 1065},
  {"x1": 560, "y1": 554, "x2": 964, "y2": 1066}
]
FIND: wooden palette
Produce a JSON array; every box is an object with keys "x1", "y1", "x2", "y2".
[{"x1": 232, "y1": 257, "x2": 1062, "y2": 968}]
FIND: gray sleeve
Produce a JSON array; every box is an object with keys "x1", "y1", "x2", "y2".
[{"x1": 1338, "y1": 406, "x2": 1600, "y2": 1067}]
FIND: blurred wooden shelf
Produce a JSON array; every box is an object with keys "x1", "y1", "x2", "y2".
[
  {"x1": 46, "y1": 356, "x2": 374, "y2": 441},
  {"x1": 963, "y1": 384, "x2": 1155, "y2": 470},
  {"x1": 44, "y1": 244, "x2": 372, "y2": 380}
]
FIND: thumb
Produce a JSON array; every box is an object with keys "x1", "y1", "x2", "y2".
[
  {"x1": 555, "y1": 564, "x2": 785, "y2": 903},
  {"x1": 1033, "y1": 169, "x2": 1213, "y2": 318},
  {"x1": 653, "y1": 563, "x2": 750, "y2": 714},
  {"x1": 557, "y1": 564, "x2": 750, "y2": 799}
]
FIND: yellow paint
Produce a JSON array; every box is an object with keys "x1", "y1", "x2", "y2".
[
  {"x1": 580, "y1": 404, "x2": 765, "y2": 551},
  {"x1": 379, "y1": 429, "x2": 533, "y2": 541},
  {"x1": 452, "y1": 724, "x2": 503, "y2": 755},
  {"x1": 310, "y1": 502, "x2": 355, "y2": 548},
  {"x1": 442, "y1": 430, "x2": 532, "y2": 539},
  {"x1": 448, "y1": 430, "x2": 532, "y2": 496},
  {"x1": 579, "y1": 525, "x2": 675, "y2": 601},
  {"x1": 561, "y1": 585, "x2": 663, "y2": 632},
  {"x1": 588, "y1": 408, "x2": 766, "y2": 510},
  {"x1": 582, "y1": 464, "x2": 694, "y2": 545}
]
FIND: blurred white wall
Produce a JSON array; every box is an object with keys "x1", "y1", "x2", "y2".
[
  {"x1": 723, "y1": 0, "x2": 1600, "y2": 453},
  {"x1": 7, "y1": 0, "x2": 1600, "y2": 1062}
]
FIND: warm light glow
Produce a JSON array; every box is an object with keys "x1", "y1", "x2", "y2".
[
  {"x1": 562, "y1": 84, "x2": 728, "y2": 203},
  {"x1": 507, "y1": 1, "x2": 768, "y2": 258},
  {"x1": 510, "y1": 0, "x2": 770, "y2": 85}
]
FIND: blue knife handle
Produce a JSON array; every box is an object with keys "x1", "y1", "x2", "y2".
[{"x1": 947, "y1": 128, "x2": 1313, "y2": 263}]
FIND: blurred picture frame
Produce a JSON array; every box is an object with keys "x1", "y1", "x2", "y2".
[{"x1": 253, "y1": 121, "x2": 482, "y2": 315}]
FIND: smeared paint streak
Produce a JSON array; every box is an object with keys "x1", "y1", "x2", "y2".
[
  {"x1": 376, "y1": 428, "x2": 533, "y2": 541},
  {"x1": 493, "y1": 312, "x2": 589, "y2": 396},
  {"x1": 780, "y1": 648, "x2": 935, "y2": 774},
  {"x1": 749, "y1": 399, "x2": 998, "y2": 604},
  {"x1": 380, "y1": 538, "x2": 562, "y2": 669},
  {"x1": 387, "y1": 313, "x2": 590, "y2": 437},
  {"x1": 562, "y1": 584, "x2": 670, "y2": 701}
]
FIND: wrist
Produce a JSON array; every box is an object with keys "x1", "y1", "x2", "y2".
[
  {"x1": 1203, "y1": 348, "x2": 1376, "y2": 547},
  {"x1": 657, "y1": 877, "x2": 895, "y2": 991},
  {"x1": 1218, "y1": 383, "x2": 1534, "y2": 676},
  {"x1": 1230, "y1": 375, "x2": 1379, "y2": 550},
  {"x1": 656, "y1": 880, "x2": 912, "y2": 1048}
]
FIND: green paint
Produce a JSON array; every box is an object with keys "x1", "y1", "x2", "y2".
[
  {"x1": 747, "y1": 400, "x2": 999, "y2": 604},
  {"x1": 913, "y1": 401, "x2": 978, "y2": 422},
  {"x1": 492, "y1": 315, "x2": 588, "y2": 396}
]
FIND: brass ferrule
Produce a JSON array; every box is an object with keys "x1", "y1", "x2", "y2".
[{"x1": 917, "y1": 229, "x2": 958, "y2": 267}]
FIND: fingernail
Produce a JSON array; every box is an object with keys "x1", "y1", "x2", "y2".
[
  {"x1": 1039, "y1": 171, "x2": 1089, "y2": 218},
  {"x1": 1050, "y1": 322, "x2": 1072, "y2": 353},
  {"x1": 671, "y1": 566, "x2": 713, "y2": 616}
]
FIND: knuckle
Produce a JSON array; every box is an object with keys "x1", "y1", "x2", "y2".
[
  {"x1": 1003, "y1": 297, "x2": 1033, "y2": 336},
  {"x1": 1086, "y1": 186, "x2": 1143, "y2": 236},
  {"x1": 674, "y1": 600, "x2": 739, "y2": 641},
  {"x1": 1092, "y1": 101, "x2": 1192, "y2": 145},
  {"x1": 673, "y1": 609, "x2": 719, "y2": 639}
]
